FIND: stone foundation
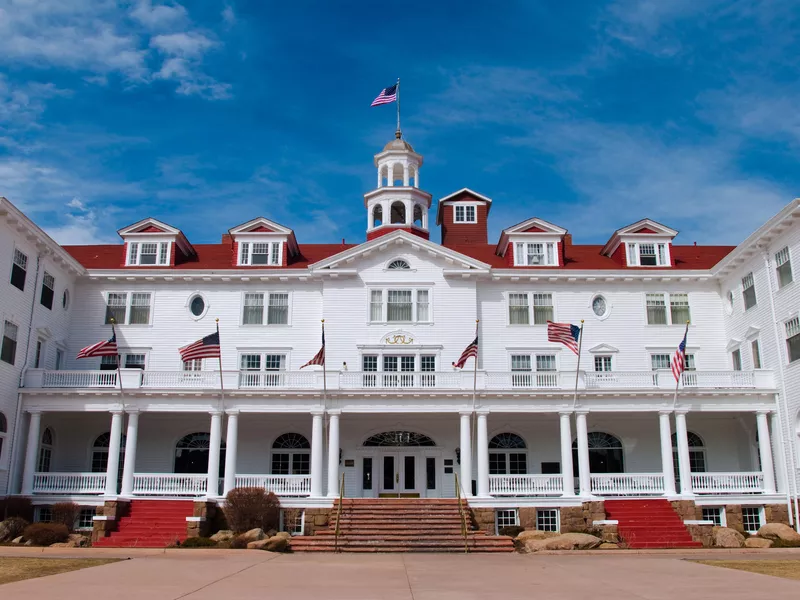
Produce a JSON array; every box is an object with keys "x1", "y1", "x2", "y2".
[
  {"x1": 91, "y1": 500, "x2": 129, "y2": 543},
  {"x1": 471, "y1": 508, "x2": 495, "y2": 535},
  {"x1": 303, "y1": 508, "x2": 331, "y2": 536},
  {"x1": 686, "y1": 524, "x2": 714, "y2": 547},
  {"x1": 561, "y1": 501, "x2": 605, "y2": 533},
  {"x1": 670, "y1": 500, "x2": 701, "y2": 521},
  {"x1": 187, "y1": 501, "x2": 218, "y2": 539},
  {"x1": 764, "y1": 504, "x2": 790, "y2": 525}
]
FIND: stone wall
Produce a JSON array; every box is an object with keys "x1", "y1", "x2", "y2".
[
  {"x1": 764, "y1": 504, "x2": 790, "y2": 525},
  {"x1": 671, "y1": 500, "x2": 701, "y2": 521},
  {"x1": 561, "y1": 502, "x2": 605, "y2": 533},
  {"x1": 304, "y1": 508, "x2": 331, "y2": 536},
  {"x1": 91, "y1": 500, "x2": 128, "y2": 543},
  {"x1": 471, "y1": 508, "x2": 495, "y2": 535},
  {"x1": 686, "y1": 524, "x2": 713, "y2": 547},
  {"x1": 186, "y1": 501, "x2": 219, "y2": 539}
]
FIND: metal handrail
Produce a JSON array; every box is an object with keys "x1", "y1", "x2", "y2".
[
  {"x1": 333, "y1": 473, "x2": 345, "y2": 553},
  {"x1": 454, "y1": 472, "x2": 469, "y2": 554}
]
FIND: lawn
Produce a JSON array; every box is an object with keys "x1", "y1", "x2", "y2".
[
  {"x1": 695, "y1": 560, "x2": 800, "y2": 581},
  {"x1": 0, "y1": 557, "x2": 120, "y2": 586}
]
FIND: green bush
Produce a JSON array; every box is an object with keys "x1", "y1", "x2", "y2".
[
  {"x1": 223, "y1": 487, "x2": 280, "y2": 534},
  {"x1": 179, "y1": 537, "x2": 218, "y2": 548},
  {"x1": 498, "y1": 526, "x2": 525, "y2": 538},
  {"x1": 23, "y1": 523, "x2": 69, "y2": 546},
  {"x1": 51, "y1": 502, "x2": 81, "y2": 532}
]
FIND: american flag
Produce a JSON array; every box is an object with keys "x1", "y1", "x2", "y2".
[
  {"x1": 76, "y1": 329, "x2": 118, "y2": 359},
  {"x1": 180, "y1": 331, "x2": 221, "y2": 362},
  {"x1": 671, "y1": 326, "x2": 689, "y2": 382},
  {"x1": 371, "y1": 84, "x2": 397, "y2": 106},
  {"x1": 301, "y1": 324, "x2": 325, "y2": 369},
  {"x1": 547, "y1": 321, "x2": 581, "y2": 355},
  {"x1": 454, "y1": 336, "x2": 478, "y2": 369}
]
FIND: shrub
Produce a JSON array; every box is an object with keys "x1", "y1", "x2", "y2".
[
  {"x1": 51, "y1": 502, "x2": 81, "y2": 532},
  {"x1": 230, "y1": 534, "x2": 249, "y2": 549},
  {"x1": 179, "y1": 537, "x2": 218, "y2": 548},
  {"x1": 3, "y1": 517, "x2": 29, "y2": 540},
  {"x1": 223, "y1": 487, "x2": 280, "y2": 534},
  {"x1": 1, "y1": 497, "x2": 33, "y2": 521},
  {"x1": 498, "y1": 525, "x2": 525, "y2": 538},
  {"x1": 23, "y1": 523, "x2": 69, "y2": 546}
]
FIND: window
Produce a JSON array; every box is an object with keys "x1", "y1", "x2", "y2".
[
  {"x1": 0, "y1": 412, "x2": 6, "y2": 463},
  {"x1": 189, "y1": 295, "x2": 206, "y2": 318},
  {"x1": 646, "y1": 293, "x2": 667, "y2": 325},
  {"x1": 672, "y1": 432, "x2": 706, "y2": 486},
  {"x1": 454, "y1": 205, "x2": 476, "y2": 223},
  {"x1": 626, "y1": 242, "x2": 670, "y2": 267},
  {"x1": 267, "y1": 293, "x2": 289, "y2": 324},
  {"x1": 100, "y1": 355, "x2": 118, "y2": 371},
  {"x1": 510, "y1": 353, "x2": 556, "y2": 388},
  {"x1": 776, "y1": 247, "x2": 793, "y2": 288},
  {"x1": 272, "y1": 433, "x2": 310, "y2": 475},
  {"x1": 536, "y1": 509, "x2": 559, "y2": 532},
  {"x1": 495, "y1": 509, "x2": 519, "y2": 534},
  {"x1": 129, "y1": 293, "x2": 152, "y2": 324},
  {"x1": 572, "y1": 432, "x2": 624, "y2": 476},
  {"x1": 508, "y1": 292, "x2": 552, "y2": 324},
  {"x1": 751, "y1": 340, "x2": 762, "y2": 369},
  {"x1": 242, "y1": 292, "x2": 290, "y2": 325},
  {"x1": 369, "y1": 289, "x2": 431, "y2": 323},
  {"x1": 532, "y1": 293, "x2": 553, "y2": 323},
  {"x1": 370, "y1": 290, "x2": 383, "y2": 322},
  {"x1": 183, "y1": 359, "x2": 203, "y2": 372},
  {"x1": 1, "y1": 321, "x2": 18, "y2": 365},
  {"x1": 742, "y1": 272, "x2": 757, "y2": 310},
  {"x1": 10, "y1": 248, "x2": 27, "y2": 291},
  {"x1": 40, "y1": 272, "x2": 55, "y2": 310},
  {"x1": 34, "y1": 339, "x2": 44, "y2": 369},
  {"x1": 104, "y1": 292, "x2": 152, "y2": 325},
  {"x1": 594, "y1": 356, "x2": 612, "y2": 372},
  {"x1": 36, "y1": 507, "x2": 52, "y2": 523},
  {"x1": 239, "y1": 241, "x2": 282, "y2": 266},
  {"x1": 387, "y1": 259, "x2": 410, "y2": 270},
  {"x1": 239, "y1": 352, "x2": 286, "y2": 387},
  {"x1": 741, "y1": 507, "x2": 763, "y2": 534},
  {"x1": 639, "y1": 244, "x2": 657, "y2": 266},
  {"x1": 732, "y1": 348, "x2": 742, "y2": 371},
  {"x1": 125, "y1": 354, "x2": 146, "y2": 369},
  {"x1": 38, "y1": 427, "x2": 54, "y2": 472},
  {"x1": 646, "y1": 293, "x2": 690, "y2": 325},
  {"x1": 127, "y1": 241, "x2": 170, "y2": 266},
  {"x1": 669, "y1": 293, "x2": 690, "y2": 324},
  {"x1": 387, "y1": 290, "x2": 412, "y2": 321},
  {"x1": 489, "y1": 433, "x2": 527, "y2": 475},
  {"x1": 55, "y1": 349, "x2": 64, "y2": 370},
  {"x1": 786, "y1": 317, "x2": 800, "y2": 363},
  {"x1": 702, "y1": 507, "x2": 725, "y2": 527},
  {"x1": 651, "y1": 353, "x2": 695, "y2": 371},
  {"x1": 591, "y1": 295, "x2": 608, "y2": 318},
  {"x1": 62, "y1": 289, "x2": 70, "y2": 310},
  {"x1": 508, "y1": 293, "x2": 529, "y2": 325},
  {"x1": 416, "y1": 290, "x2": 429, "y2": 322},
  {"x1": 105, "y1": 293, "x2": 127, "y2": 324},
  {"x1": 77, "y1": 508, "x2": 95, "y2": 530},
  {"x1": 281, "y1": 509, "x2": 304, "y2": 536},
  {"x1": 514, "y1": 242, "x2": 558, "y2": 266}
]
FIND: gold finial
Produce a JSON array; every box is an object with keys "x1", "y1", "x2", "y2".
[
  {"x1": 476, "y1": 319, "x2": 480, "y2": 323},
  {"x1": 215, "y1": 318, "x2": 219, "y2": 323},
  {"x1": 580, "y1": 320, "x2": 584, "y2": 324},
  {"x1": 395, "y1": 129, "x2": 402, "y2": 139},
  {"x1": 686, "y1": 320, "x2": 690, "y2": 324},
  {"x1": 109, "y1": 317, "x2": 116, "y2": 325},
  {"x1": 321, "y1": 319, "x2": 325, "y2": 323}
]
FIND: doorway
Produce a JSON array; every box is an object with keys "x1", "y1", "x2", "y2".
[{"x1": 379, "y1": 453, "x2": 419, "y2": 497}]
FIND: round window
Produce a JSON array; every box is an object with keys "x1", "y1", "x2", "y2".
[
  {"x1": 592, "y1": 295, "x2": 608, "y2": 318},
  {"x1": 62, "y1": 289, "x2": 70, "y2": 310},
  {"x1": 189, "y1": 295, "x2": 206, "y2": 317}
]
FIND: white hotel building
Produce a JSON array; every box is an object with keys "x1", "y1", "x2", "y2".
[{"x1": 0, "y1": 134, "x2": 799, "y2": 537}]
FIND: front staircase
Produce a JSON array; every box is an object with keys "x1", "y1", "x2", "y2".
[
  {"x1": 93, "y1": 500, "x2": 194, "y2": 548},
  {"x1": 604, "y1": 499, "x2": 702, "y2": 549},
  {"x1": 291, "y1": 498, "x2": 514, "y2": 553}
]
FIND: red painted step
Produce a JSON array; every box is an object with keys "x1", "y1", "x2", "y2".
[
  {"x1": 94, "y1": 499, "x2": 195, "y2": 548},
  {"x1": 604, "y1": 499, "x2": 702, "y2": 549}
]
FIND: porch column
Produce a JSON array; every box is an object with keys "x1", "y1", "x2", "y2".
[
  {"x1": 476, "y1": 411, "x2": 490, "y2": 497},
  {"x1": 658, "y1": 411, "x2": 677, "y2": 496},
  {"x1": 223, "y1": 411, "x2": 239, "y2": 496},
  {"x1": 575, "y1": 411, "x2": 591, "y2": 496},
  {"x1": 120, "y1": 411, "x2": 139, "y2": 497},
  {"x1": 310, "y1": 411, "x2": 324, "y2": 497},
  {"x1": 327, "y1": 411, "x2": 341, "y2": 497},
  {"x1": 104, "y1": 410, "x2": 124, "y2": 497},
  {"x1": 674, "y1": 411, "x2": 693, "y2": 496},
  {"x1": 559, "y1": 412, "x2": 575, "y2": 497},
  {"x1": 459, "y1": 412, "x2": 473, "y2": 497},
  {"x1": 207, "y1": 411, "x2": 223, "y2": 498},
  {"x1": 21, "y1": 411, "x2": 42, "y2": 495},
  {"x1": 756, "y1": 411, "x2": 776, "y2": 494},
  {"x1": 771, "y1": 412, "x2": 787, "y2": 493}
]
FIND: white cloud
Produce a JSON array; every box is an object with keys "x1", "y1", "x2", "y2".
[
  {"x1": 47, "y1": 198, "x2": 116, "y2": 245},
  {"x1": 130, "y1": 0, "x2": 187, "y2": 30},
  {"x1": 151, "y1": 31, "x2": 217, "y2": 58},
  {"x1": 221, "y1": 5, "x2": 236, "y2": 26}
]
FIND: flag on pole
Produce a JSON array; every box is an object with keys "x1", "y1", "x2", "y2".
[
  {"x1": 76, "y1": 328, "x2": 118, "y2": 359},
  {"x1": 454, "y1": 335, "x2": 479, "y2": 369},
  {"x1": 671, "y1": 326, "x2": 689, "y2": 382},
  {"x1": 547, "y1": 321, "x2": 581, "y2": 355},
  {"x1": 371, "y1": 84, "x2": 397, "y2": 106},
  {"x1": 301, "y1": 324, "x2": 326, "y2": 368},
  {"x1": 179, "y1": 331, "x2": 221, "y2": 362}
]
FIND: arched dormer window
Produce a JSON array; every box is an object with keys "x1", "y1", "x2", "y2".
[
  {"x1": 390, "y1": 201, "x2": 406, "y2": 224},
  {"x1": 413, "y1": 204, "x2": 424, "y2": 227},
  {"x1": 489, "y1": 432, "x2": 527, "y2": 475},
  {"x1": 373, "y1": 205, "x2": 383, "y2": 227},
  {"x1": 387, "y1": 259, "x2": 410, "y2": 270}
]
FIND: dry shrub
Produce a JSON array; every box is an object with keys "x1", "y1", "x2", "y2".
[
  {"x1": 2, "y1": 517, "x2": 29, "y2": 540},
  {"x1": 223, "y1": 487, "x2": 280, "y2": 534},
  {"x1": 23, "y1": 523, "x2": 69, "y2": 546},
  {"x1": 1, "y1": 497, "x2": 33, "y2": 521},
  {"x1": 51, "y1": 502, "x2": 81, "y2": 532}
]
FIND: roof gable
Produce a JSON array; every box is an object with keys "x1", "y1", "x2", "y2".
[
  {"x1": 436, "y1": 188, "x2": 493, "y2": 225},
  {"x1": 229, "y1": 217, "x2": 294, "y2": 235},
  {"x1": 496, "y1": 217, "x2": 567, "y2": 256},
  {"x1": 601, "y1": 218, "x2": 678, "y2": 256},
  {"x1": 117, "y1": 218, "x2": 181, "y2": 236}
]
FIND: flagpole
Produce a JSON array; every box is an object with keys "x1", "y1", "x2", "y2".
[
  {"x1": 216, "y1": 319, "x2": 225, "y2": 406},
  {"x1": 111, "y1": 320, "x2": 124, "y2": 397},
  {"x1": 672, "y1": 321, "x2": 689, "y2": 409},
  {"x1": 396, "y1": 78, "x2": 401, "y2": 135},
  {"x1": 321, "y1": 320, "x2": 327, "y2": 408},
  {"x1": 571, "y1": 321, "x2": 584, "y2": 410},
  {"x1": 471, "y1": 319, "x2": 479, "y2": 494}
]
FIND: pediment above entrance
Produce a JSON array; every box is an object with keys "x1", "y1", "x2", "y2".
[{"x1": 382, "y1": 330, "x2": 416, "y2": 346}]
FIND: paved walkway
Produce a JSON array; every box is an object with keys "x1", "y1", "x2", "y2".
[{"x1": 0, "y1": 548, "x2": 799, "y2": 599}]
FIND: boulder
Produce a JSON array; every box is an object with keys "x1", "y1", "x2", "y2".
[
  {"x1": 263, "y1": 535, "x2": 289, "y2": 552},
  {"x1": 11, "y1": 536, "x2": 23, "y2": 544},
  {"x1": 68, "y1": 534, "x2": 89, "y2": 548},
  {"x1": 744, "y1": 537, "x2": 773, "y2": 549},
  {"x1": 274, "y1": 531, "x2": 292, "y2": 541},
  {"x1": 523, "y1": 533, "x2": 602, "y2": 552},
  {"x1": 712, "y1": 527, "x2": 745, "y2": 548},
  {"x1": 756, "y1": 523, "x2": 800, "y2": 543},
  {"x1": 598, "y1": 542, "x2": 619, "y2": 549},
  {"x1": 210, "y1": 530, "x2": 234, "y2": 543},
  {"x1": 0, "y1": 521, "x2": 12, "y2": 542},
  {"x1": 266, "y1": 529, "x2": 278, "y2": 538},
  {"x1": 240, "y1": 528, "x2": 265, "y2": 543},
  {"x1": 246, "y1": 539, "x2": 270, "y2": 550},
  {"x1": 517, "y1": 530, "x2": 559, "y2": 542}
]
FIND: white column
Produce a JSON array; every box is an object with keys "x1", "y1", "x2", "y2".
[
  {"x1": 659, "y1": 411, "x2": 676, "y2": 496},
  {"x1": 21, "y1": 411, "x2": 42, "y2": 495},
  {"x1": 310, "y1": 411, "x2": 324, "y2": 497},
  {"x1": 120, "y1": 411, "x2": 139, "y2": 497},
  {"x1": 559, "y1": 412, "x2": 575, "y2": 497},
  {"x1": 575, "y1": 411, "x2": 591, "y2": 496},
  {"x1": 223, "y1": 411, "x2": 239, "y2": 496},
  {"x1": 327, "y1": 411, "x2": 341, "y2": 497},
  {"x1": 405, "y1": 200, "x2": 412, "y2": 225},
  {"x1": 207, "y1": 411, "x2": 222, "y2": 498},
  {"x1": 771, "y1": 412, "x2": 787, "y2": 494},
  {"x1": 403, "y1": 165, "x2": 409, "y2": 186},
  {"x1": 476, "y1": 411, "x2": 490, "y2": 498},
  {"x1": 756, "y1": 411, "x2": 776, "y2": 494},
  {"x1": 674, "y1": 411, "x2": 693, "y2": 496},
  {"x1": 104, "y1": 411, "x2": 124, "y2": 497},
  {"x1": 459, "y1": 412, "x2": 473, "y2": 497}
]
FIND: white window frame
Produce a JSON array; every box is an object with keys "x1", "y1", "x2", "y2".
[
  {"x1": 453, "y1": 204, "x2": 477, "y2": 223},
  {"x1": 280, "y1": 509, "x2": 305, "y2": 536},
  {"x1": 645, "y1": 292, "x2": 691, "y2": 326},
  {"x1": 700, "y1": 506, "x2": 726, "y2": 527},
  {"x1": 625, "y1": 241, "x2": 671, "y2": 267},
  {"x1": 238, "y1": 241, "x2": 283, "y2": 266},
  {"x1": 513, "y1": 242, "x2": 558, "y2": 266},
  {"x1": 650, "y1": 352, "x2": 696, "y2": 371},
  {"x1": 741, "y1": 506, "x2": 764, "y2": 534},
  {"x1": 775, "y1": 246, "x2": 793, "y2": 289},
  {"x1": 785, "y1": 316, "x2": 800, "y2": 364},
  {"x1": 367, "y1": 287, "x2": 433, "y2": 324},
  {"x1": 10, "y1": 247, "x2": 28, "y2": 291},
  {"x1": 536, "y1": 508, "x2": 560, "y2": 532},
  {"x1": 505, "y1": 291, "x2": 554, "y2": 325},
  {"x1": 508, "y1": 352, "x2": 559, "y2": 372},
  {"x1": 751, "y1": 339, "x2": 762, "y2": 370},
  {"x1": 126, "y1": 241, "x2": 171, "y2": 266},
  {"x1": 594, "y1": 355, "x2": 613, "y2": 372},
  {"x1": 742, "y1": 272, "x2": 757, "y2": 310},
  {"x1": 240, "y1": 291, "x2": 292, "y2": 326},
  {"x1": 495, "y1": 508, "x2": 519, "y2": 534},
  {"x1": 238, "y1": 350, "x2": 289, "y2": 386},
  {"x1": 104, "y1": 291, "x2": 154, "y2": 325}
]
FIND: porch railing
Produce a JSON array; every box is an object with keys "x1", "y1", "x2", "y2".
[
  {"x1": 690, "y1": 471, "x2": 764, "y2": 494},
  {"x1": 339, "y1": 371, "x2": 462, "y2": 390},
  {"x1": 489, "y1": 474, "x2": 563, "y2": 496},
  {"x1": 585, "y1": 371, "x2": 659, "y2": 389},
  {"x1": 41, "y1": 370, "x2": 118, "y2": 388},
  {"x1": 682, "y1": 371, "x2": 755, "y2": 389},
  {"x1": 132, "y1": 473, "x2": 207, "y2": 496},
  {"x1": 590, "y1": 473, "x2": 665, "y2": 495},
  {"x1": 32, "y1": 472, "x2": 107, "y2": 495},
  {"x1": 485, "y1": 372, "x2": 560, "y2": 390},
  {"x1": 142, "y1": 371, "x2": 220, "y2": 389},
  {"x1": 234, "y1": 474, "x2": 312, "y2": 496}
]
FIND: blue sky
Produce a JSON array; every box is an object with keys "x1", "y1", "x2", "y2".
[{"x1": 1, "y1": 1, "x2": 798, "y2": 247}]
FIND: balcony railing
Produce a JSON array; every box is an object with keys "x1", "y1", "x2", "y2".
[
  {"x1": 590, "y1": 473, "x2": 665, "y2": 495},
  {"x1": 489, "y1": 474, "x2": 563, "y2": 496},
  {"x1": 23, "y1": 368, "x2": 774, "y2": 393},
  {"x1": 690, "y1": 471, "x2": 764, "y2": 494},
  {"x1": 234, "y1": 474, "x2": 312, "y2": 496},
  {"x1": 132, "y1": 473, "x2": 208, "y2": 496},
  {"x1": 32, "y1": 472, "x2": 107, "y2": 495}
]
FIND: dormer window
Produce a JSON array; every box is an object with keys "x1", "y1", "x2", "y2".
[
  {"x1": 515, "y1": 242, "x2": 557, "y2": 266},
  {"x1": 127, "y1": 241, "x2": 171, "y2": 266},
  {"x1": 626, "y1": 242, "x2": 670, "y2": 267},
  {"x1": 454, "y1": 205, "x2": 476, "y2": 223},
  {"x1": 239, "y1": 241, "x2": 282, "y2": 266},
  {"x1": 387, "y1": 259, "x2": 410, "y2": 270}
]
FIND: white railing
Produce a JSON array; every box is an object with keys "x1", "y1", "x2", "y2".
[
  {"x1": 489, "y1": 474, "x2": 563, "y2": 496},
  {"x1": 339, "y1": 371, "x2": 462, "y2": 390},
  {"x1": 41, "y1": 370, "x2": 118, "y2": 388},
  {"x1": 32, "y1": 472, "x2": 107, "y2": 495},
  {"x1": 238, "y1": 371, "x2": 318, "y2": 390},
  {"x1": 142, "y1": 371, "x2": 220, "y2": 389},
  {"x1": 132, "y1": 473, "x2": 208, "y2": 496},
  {"x1": 234, "y1": 475, "x2": 312, "y2": 496},
  {"x1": 586, "y1": 371, "x2": 659, "y2": 389},
  {"x1": 691, "y1": 472, "x2": 764, "y2": 494},
  {"x1": 682, "y1": 371, "x2": 755, "y2": 389},
  {"x1": 485, "y1": 372, "x2": 560, "y2": 390},
  {"x1": 591, "y1": 473, "x2": 665, "y2": 495}
]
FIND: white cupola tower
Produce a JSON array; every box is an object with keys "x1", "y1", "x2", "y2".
[{"x1": 364, "y1": 131, "x2": 433, "y2": 240}]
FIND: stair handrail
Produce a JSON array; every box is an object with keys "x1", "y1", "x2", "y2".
[
  {"x1": 333, "y1": 472, "x2": 345, "y2": 553},
  {"x1": 454, "y1": 472, "x2": 469, "y2": 554}
]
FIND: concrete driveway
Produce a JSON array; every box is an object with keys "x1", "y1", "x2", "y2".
[{"x1": 0, "y1": 548, "x2": 799, "y2": 599}]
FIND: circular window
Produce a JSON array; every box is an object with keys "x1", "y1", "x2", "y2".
[
  {"x1": 591, "y1": 294, "x2": 610, "y2": 319},
  {"x1": 725, "y1": 290, "x2": 734, "y2": 315},
  {"x1": 62, "y1": 289, "x2": 70, "y2": 310},
  {"x1": 189, "y1": 294, "x2": 207, "y2": 319}
]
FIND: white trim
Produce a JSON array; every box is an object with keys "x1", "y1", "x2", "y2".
[
  {"x1": 118, "y1": 218, "x2": 181, "y2": 236},
  {"x1": 453, "y1": 203, "x2": 478, "y2": 224},
  {"x1": 437, "y1": 187, "x2": 493, "y2": 205},
  {"x1": 229, "y1": 217, "x2": 294, "y2": 236}
]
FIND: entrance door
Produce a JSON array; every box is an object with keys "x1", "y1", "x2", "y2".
[{"x1": 380, "y1": 453, "x2": 418, "y2": 497}]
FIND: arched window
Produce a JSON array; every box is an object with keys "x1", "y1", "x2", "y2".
[
  {"x1": 363, "y1": 431, "x2": 436, "y2": 447},
  {"x1": 91, "y1": 431, "x2": 126, "y2": 475},
  {"x1": 409, "y1": 166, "x2": 417, "y2": 187},
  {"x1": 373, "y1": 205, "x2": 383, "y2": 227},
  {"x1": 0, "y1": 412, "x2": 6, "y2": 462},
  {"x1": 380, "y1": 165, "x2": 389, "y2": 187},
  {"x1": 392, "y1": 163, "x2": 404, "y2": 186},
  {"x1": 272, "y1": 433, "x2": 310, "y2": 475},
  {"x1": 413, "y1": 204, "x2": 423, "y2": 227},
  {"x1": 671, "y1": 432, "x2": 706, "y2": 486},
  {"x1": 390, "y1": 201, "x2": 406, "y2": 224},
  {"x1": 38, "y1": 427, "x2": 54, "y2": 472},
  {"x1": 387, "y1": 259, "x2": 410, "y2": 270},
  {"x1": 573, "y1": 432, "x2": 624, "y2": 475},
  {"x1": 489, "y1": 433, "x2": 527, "y2": 475},
  {"x1": 174, "y1": 432, "x2": 226, "y2": 476}
]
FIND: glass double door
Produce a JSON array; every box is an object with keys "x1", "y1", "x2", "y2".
[{"x1": 380, "y1": 453, "x2": 419, "y2": 497}]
